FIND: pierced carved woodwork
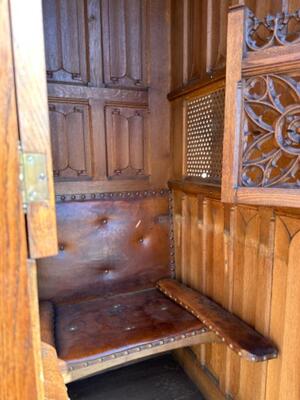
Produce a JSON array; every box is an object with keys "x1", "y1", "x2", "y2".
[
  {"x1": 186, "y1": 88, "x2": 225, "y2": 184},
  {"x1": 49, "y1": 102, "x2": 92, "y2": 180},
  {"x1": 105, "y1": 105, "x2": 149, "y2": 180},
  {"x1": 242, "y1": 74, "x2": 300, "y2": 188},
  {"x1": 101, "y1": 0, "x2": 147, "y2": 87},
  {"x1": 43, "y1": 0, "x2": 88, "y2": 84},
  {"x1": 246, "y1": 8, "x2": 300, "y2": 51}
]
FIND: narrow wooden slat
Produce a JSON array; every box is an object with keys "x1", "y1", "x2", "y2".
[
  {"x1": 174, "y1": 348, "x2": 226, "y2": 400},
  {"x1": 41, "y1": 342, "x2": 68, "y2": 400},
  {"x1": 157, "y1": 279, "x2": 278, "y2": 362},
  {"x1": 169, "y1": 179, "x2": 221, "y2": 198},
  {"x1": 221, "y1": 5, "x2": 245, "y2": 204}
]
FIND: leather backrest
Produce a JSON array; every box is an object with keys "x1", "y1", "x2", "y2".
[{"x1": 38, "y1": 192, "x2": 173, "y2": 303}]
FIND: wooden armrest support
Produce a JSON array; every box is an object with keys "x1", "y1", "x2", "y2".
[
  {"x1": 41, "y1": 342, "x2": 69, "y2": 400},
  {"x1": 157, "y1": 279, "x2": 278, "y2": 362}
]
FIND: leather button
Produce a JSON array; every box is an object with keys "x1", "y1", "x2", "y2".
[
  {"x1": 59, "y1": 244, "x2": 65, "y2": 251},
  {"x1": 102, "y1": 219, "x2": 108, "y2": 225},
  {"x1": 138, "y1": 237, "x2": 144, "y2": 244}
]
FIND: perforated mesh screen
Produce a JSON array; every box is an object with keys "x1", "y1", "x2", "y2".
[{"x1": 186, "y1": 88, "x2": 225, "y2": 184}]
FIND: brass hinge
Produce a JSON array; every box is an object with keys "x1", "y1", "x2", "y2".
[{"x1": 18, "y1": 142, "x2": 49, "y2": 213}]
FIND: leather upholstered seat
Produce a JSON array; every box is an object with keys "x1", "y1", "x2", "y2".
[
  {"x1": 40, "y1": 289, "x2": 211, "y2": 382},
  {"x1": 38, "y1": 192, "x2": 216, "y2": 383}
]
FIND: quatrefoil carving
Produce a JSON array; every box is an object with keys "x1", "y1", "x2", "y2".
[{"x1": 242, "y1": 74, "x2": 300, "y2": 188}]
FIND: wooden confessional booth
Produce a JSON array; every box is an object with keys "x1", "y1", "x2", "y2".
[{"x1": 2, "y1": 0, "x2": 300, "y2": 399}]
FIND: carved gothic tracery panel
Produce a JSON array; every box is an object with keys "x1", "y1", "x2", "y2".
[
  {"x1": 43, "y1": 0, "x2": 88, "y2": 84},
  {"x1": 49, "y1": 101, "x2": 92, "y2": 180},
  {"x1": 101, "y1": 0, "x2": 147, "y2": 87},
  {"x1": 242, "y1": 74, "x2": 300, "y2": 188},
  {"x1": 246, "y1": 9, "x2": 300, "y2": 51},
  {"x1": 105, "y1": 106, "x2": 149, "y2": 180}
]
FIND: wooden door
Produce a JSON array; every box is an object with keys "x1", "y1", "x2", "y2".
[{"x1": 0, "y1": 0, "x2": 57, "y2": 398}]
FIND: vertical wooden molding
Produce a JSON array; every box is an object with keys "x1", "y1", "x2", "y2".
[
  {"x1": 221, "y1": 5, "x2": 245, "y2": 204},
  {"x1": 0, "y1": 1, "x2": 44, "y2": 397},
  {"x1": 9, "y1": 0, "x2": 58, "y2": 258},
  {"x1": 182, "y1": 0, "x2": 189, "y2": 84}
]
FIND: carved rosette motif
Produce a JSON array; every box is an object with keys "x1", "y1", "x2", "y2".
[
  {"x1": 242, "y1": 74, "x2": 300, "y2": 188},
  {"x1": 246, "y1": 8, "x2": 300, "y2": 51}
]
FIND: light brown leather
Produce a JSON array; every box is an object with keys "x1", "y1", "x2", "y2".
[
  {"x1": 52, "y1": 289, "x2": 203, "y2": 364},
  {"x1": 41, "y1": 342, "x2": 69, "y2": 400},
  {"x1": 38, "y1": 196, "x2": 172, "y2": 303}
]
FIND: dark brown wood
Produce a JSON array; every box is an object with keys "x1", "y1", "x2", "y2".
[
  {"x1": 157, "y1": 279, "x2": 278, "y2": 362},
  {"x1": 43, "y1": 0, "x2": 171, "y2": 194}
]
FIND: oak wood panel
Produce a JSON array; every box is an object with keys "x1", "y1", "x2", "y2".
[
  {"x1": 266, "y1": 215, "x2": 300, "y2": 400},
  {"x1": 44, "y1": 0, "x2": 171, "y2": 194},
  {"x1": 10, "y1": 0, "x2": 58, "y2": 258},
  {"x1": 105, "y1": 105, "x2": 149, "y2": 180},
  {"x1": 101, "y1": 0, "x2": 147, "y2": 88},
  {"x1": 221, "y1": 5, "x2": 245, "y2": 204},
  {"x1": 175, "y1": 348, "x2": 226, "y2": 400},
  {"x1": 221, "y1": 4, "x2": 300, "y2": 208},
  {"x1": 49, "y1": 100, "x2": 92, "y2": 180},
  {"x1": 0, "y1": 1, "x2": 44, "y2": 397},
  {"x1": 172, "y1": 183, "x2": 300, "y2": 400},
  {"x1": 170, "y1": 0, "x2": 230, "y2": 94},
  {"x1": 170, "y1": 1, "x2": 300, "y2": 398},
  {"x1": 43, "y1": 0, "x2": 88, "y2": 85}
]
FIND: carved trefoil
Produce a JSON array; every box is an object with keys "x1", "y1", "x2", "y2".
[
  {"x1": 49, "y1": 101, "x2": 92, "y2": 180},
  {"x1": 101, "y1": 0, "x2": 147, "y2": 87},
  {"x1": 43, "y1": 0, "x2": 88, "y2": 84},
  {"x1": 246, "y1": 9, "x2": 300, "y2": 51},
  {"x1": 105, "y1": 105, "x2": 149, "y2": 180}
]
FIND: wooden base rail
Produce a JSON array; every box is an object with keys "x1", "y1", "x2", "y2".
[
  {"x1": 157, "y1": 279, "x2": 278, "y2": 362},
  {"x1": 41, "y1": 342, "x2": 69, "y2": 400}
]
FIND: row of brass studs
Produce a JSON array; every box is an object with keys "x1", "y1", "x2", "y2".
[
  {"x1": 157, "y1": 285, "x2": 278, "y2": 363},
  {"x1": 168, "y1": 193, "x2": 176, "y2": 276},
  {"x1": 67, "y1": 329, "x2": 208, "y2": 372},
  {"x1": 56, "y1": 189, "x2": 170, "y2": 203}
]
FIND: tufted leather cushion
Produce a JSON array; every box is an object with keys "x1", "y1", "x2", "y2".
[{"x1": 38, "y1": 195, "x2": 172, "y2": 303}]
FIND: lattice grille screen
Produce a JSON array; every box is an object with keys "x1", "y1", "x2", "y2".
[{"x1": 186, "y1": 88, "x2": 225, "y2": 184}]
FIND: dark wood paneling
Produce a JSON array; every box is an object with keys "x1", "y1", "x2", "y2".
[
  {"x1": 49, "y1": 101, "x2": 92, "y2": 180},
  {"x1": 43, "y1": 0, "x2": 171, "y2": 193},
  {"x1": 105, "y1": 105, "x2": 149, "y2": 180},
  {"x1": 43, "y1": 0, "x2": 88, "y2": 84},
  {"x1": 170, "y1": 0, "x2": 229, "y2": 93},
  {"x1": 101, "y1": 0, "x2": 147, "y2": 88}
]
